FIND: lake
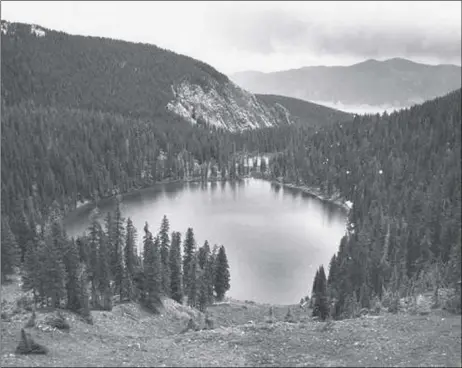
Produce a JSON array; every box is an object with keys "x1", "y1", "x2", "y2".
[{"x1": 63, "y1": 178, "x2": 347, "y2": 305}]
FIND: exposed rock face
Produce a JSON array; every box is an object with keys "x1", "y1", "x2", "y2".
[{"x1": 167, "y1": 79, "x2": 294, "y2": 132}]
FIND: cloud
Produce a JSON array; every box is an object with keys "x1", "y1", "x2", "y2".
[
  {"x1": 204, "y1": 1, "x2": 461, "y2": 65},
  {"x1": 2, "y1": 1, "x2": 460, "y2": 73}
]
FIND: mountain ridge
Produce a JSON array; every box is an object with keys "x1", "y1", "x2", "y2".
[
  {"x1": 231, "y1": 58, "x2": 461, "y2": 107},
  {"x1": 1, "y1": 20, "x2": 299, "y2": 132}
]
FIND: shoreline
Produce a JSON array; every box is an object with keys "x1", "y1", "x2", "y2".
[{"x1": 263, "y1": 177, "x2": 352, "y2": 213}]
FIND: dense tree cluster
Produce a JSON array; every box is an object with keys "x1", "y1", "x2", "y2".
[
  {"x1": 268, "y1": 89, "x2": 461, "y2": 318},
  {"x1": 17, "y1": 200, "x2": 231, "y2": 315}
]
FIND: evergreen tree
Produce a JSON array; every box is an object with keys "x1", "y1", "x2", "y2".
[
  {"x1": 22, "y1": 239, "x2": 42, "y2": 306},
  {"x1": 214, "y1": 245, "x2": 230, "y2": 301},
  {"x1": 143, "y1": 223, "x2": 162, "y2": 312},
  {"x1": 183, "y1": 227, "x2": 196, "y2": 295},
  {"x1": 158, "y1": 215, "x2": 171, "y2": 296},
  {"x1": 97, "y1": 226, "x2": 113, "y2": 310},
  {"x1": 63, "y1": 238, "x2": 82, "y2": 312},
  {"x1": 77, "y1": 263, "x2": 92, "y2": 323},
  {"x1": 42, "y1": 227, "x2": 67, "y2": 308},
  {"x1": 169, "y1": 231, "x2": 183, "y2": 304},
  {"x1": 87, "y1": 216, "x2": 101, "y2": 307},
  {"x1": 198, "y1": 241, "x2": 214, "y2": 309},
  {"x1": 10, "y1": 200, "x2": 34, "y2": 263},
  {"x1": 311, "y1": 268, "x2": 320, "y2": 308},
  {"x1": 198, "y1": 266, "x2": 209, "y2": 312},
  {"x1": 198, "y1": 240, "x2": 211, "y2": 270},
  {"x1": 76, "y1": 236, "x2": 89, "y2": 265},
  {"x1": 312, "y1": 266, "x2": 329, "y2": 321},
  {"x1": 187, "y1": 254, "x2": 198, "y2": 308},
  {"x1": 112, "y1": 200, "x2": 126, "y2": 301},
  {"x1": 124, "y1": 217, "x2": 137, "y2": 300},
  {"x1": 1, "y1": 218, "x2": 19, "y2": 282}
]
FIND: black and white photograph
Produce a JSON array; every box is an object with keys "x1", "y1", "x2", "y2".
[{"x1": 0, "y1": 1, "x2": 461, "y2": 366}]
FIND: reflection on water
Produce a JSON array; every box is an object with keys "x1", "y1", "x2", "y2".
[{"x1": 64, "y1": 178, "x2": 347, "y2": 304}]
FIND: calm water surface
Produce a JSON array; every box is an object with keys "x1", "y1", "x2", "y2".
[{"x1": 64, "y1": 179, "x2": 347, "y2": 305}]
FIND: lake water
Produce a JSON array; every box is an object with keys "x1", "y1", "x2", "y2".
[{"x1": 63, "y1": 179, "x2": 347, "y2": 305}]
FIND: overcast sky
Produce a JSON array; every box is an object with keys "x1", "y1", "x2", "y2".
[{"x1": 2, "y1": 1, "x2": 461, "y2": 74}]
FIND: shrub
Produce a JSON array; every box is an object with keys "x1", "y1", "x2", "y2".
[
  {"x1": 442, "y1": 290, "x2": 461, "y2": 315},
  {"x1": 181, "y1": 318, "x2": 199, "y2": 333},
  {"x1": 284, "y1": 307, "x2": 296, "y2": 323},
  {"x1": 265, "y1": 306, "x2": 274, "y2": 324},
  {"x1": 45, "y1": 312, "x2": 70, "y2": 331},
  {"x1": 387, "y1": 296, "x2": 400, "y2": 314}
]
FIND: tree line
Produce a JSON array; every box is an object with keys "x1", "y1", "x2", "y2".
[{"x1": 2, "y1": 200, "x2": 230, "y2": 317}]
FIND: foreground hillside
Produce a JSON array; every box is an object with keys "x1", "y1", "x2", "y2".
[
  {"x1": 2, "y1": 275, "x2": 461, "y2": 367},
  {"x1": 231, "y1": 58, "x2": 462, "y2": 108}
]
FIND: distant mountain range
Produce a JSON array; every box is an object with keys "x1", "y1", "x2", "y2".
[
  {"x1": 231, "y1": 58, "x2": 462, "y2": 109},
  {"x1": 1, "y1": 20, "x2": 350, "y2": 131}
]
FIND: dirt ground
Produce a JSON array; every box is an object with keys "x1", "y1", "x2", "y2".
[{"x1": 1, "y1": 277, "x2": 461, "y2": 367}]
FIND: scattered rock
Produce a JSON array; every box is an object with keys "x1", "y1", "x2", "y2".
[
  {"x1": 45, "y1": 311, "x2": 70, "y2": 331},
  {"x1": 181, "y1": 318, "x2": 200, "y2": 333}
]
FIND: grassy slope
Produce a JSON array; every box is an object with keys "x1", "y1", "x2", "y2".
[{"x1": 1, "y1": 276, "x2": 461, "y2": 367}]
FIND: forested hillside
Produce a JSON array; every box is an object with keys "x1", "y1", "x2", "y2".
[
  {"x1": 1, "y1": 20, "x2": 298, "y2": 132},
  {"x1": 267, "y1": 89, "x2": 462, "y2": 318},
  {"x1": 256, "y1": 94, "x2": 353, "y2": 127}
]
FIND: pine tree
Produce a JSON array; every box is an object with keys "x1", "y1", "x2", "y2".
[
  {"x1": 87, "y1": 216, "x2": 101, "y2": 307},
  {"x1": 198, "y1": 266, "x2": 209, "y2": 312},
  {"x1": 214, "y1": 246, "x2": 230, "y2": 302},
  {"x1": 42, "y1": 227, "x2": 67, "y2": 308},
  {"x1": 158, "y1": 215, "x2": 171, "y2": 296},
  {"x1": 63, "y1": 238, "x2": 82, "y2": 312},
  {"x1": 97, "y1": 226, "x2": 112, "y2": 310},
  {"x1": 112, "y1": 200, "x2": 126, "y2": 302},
  {"x1": 10, "y1": 200, "x2": 34, "y2": 263},
  {"x1": 312, "y1": 266, "x2": 329, "y2": 321},
  {"x1": 169, "y1": 231, "x2": 183, "y2": 304},
  {"x1": 204, "y1": 248, "x2": 215, "y2": 305},
  {"x1": 197, "y1": 241, "x2": 214, "y2": 305},
  {"x1": 210, "y1": 244, "x2": 219, "y2": 299},
  {"x1": 77, "y1": 263, "x2": 92, "y2": 323},
  {"x1": 187, "y1": 254, "x2": 198, "y2": 308},
  {"x1": 198, "y1": 240, "x2": 210, "y2": 270},
  {"x1": 124, "y1": 217, "x2": 137, "y2": 300},
  {"x1": 143, "y1": 223, "x2": 162, "y2": 312},
  {"x1": 1, "y1": 218, "x2": 19, "y2": 282},
  {"x1": 310, "y1": 268, "x2": 320, "y2": 308},
  {"x1": 76, "y1": 235, "x2": 89, "y2": 265},
  {"x1": 183, "y1": 227, "x2": 196, "y2": 295},
  {"x1": 22, "y1": 239, "x2": 42, "y2": 307}
]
